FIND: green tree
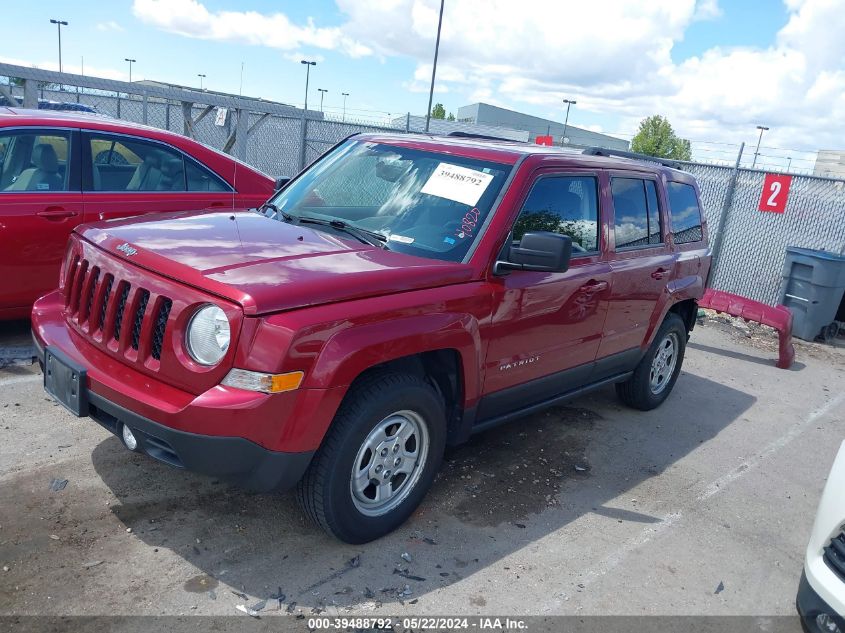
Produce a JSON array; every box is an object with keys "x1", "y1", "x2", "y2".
[
  {"x1": 430, "y1": 103, "x2": 446, "y2": 119},
  {"x1": 630, "y1": 115, "x2": 692, "y2": 161},
  {"x1": 446, "y1": 112, "x2": 455, "y2": 121}
]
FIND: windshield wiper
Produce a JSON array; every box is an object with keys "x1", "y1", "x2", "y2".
[
  {"x1": 258, "y1": 202, "x2": 294, "y2": 223},
  {"x1": 295, "y1": 215, "x2": 389, "y2": 249}
]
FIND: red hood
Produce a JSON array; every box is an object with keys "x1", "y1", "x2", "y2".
[{"x1": 76, "y1": 210, "x2": 474, "y2": 315}]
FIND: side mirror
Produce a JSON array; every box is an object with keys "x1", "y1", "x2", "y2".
[
  {"x1": 498, "y1": 232, "x2": 572, "y2": 273},
  {"x1": 274, "y1": 177, "x2": 290, "y2": 191}
]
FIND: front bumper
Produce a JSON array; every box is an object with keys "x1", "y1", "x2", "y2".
[
  {"x1": 34, "y1": 336, "x2": 314, "y2": 492},
  {"x1": 798, "y1": 571, "x2": 844, "y2": 633},
  {"x1": 30, "y1": 287, "x2": 352, "y2": 491}
]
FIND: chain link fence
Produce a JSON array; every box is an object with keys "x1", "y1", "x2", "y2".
[
  {"x1": 2, "y1": 63, "x2": 843, "y2": 308},
  {"x1": 0, "y1": 63, "x2": 406, "y2": 181},
  {"x1": 683, "y1": 160, "x2": 845, "y2": 306}
]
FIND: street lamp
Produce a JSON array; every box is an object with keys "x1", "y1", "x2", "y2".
[
  {"x1": 562, "y1": 99, "x2": 577, "y2": 143},
  {"x1": 752, "y1": 125, "x2": 769, "y2": 168},
  {"x1": 786, "y1": 157, "x2": 792, "y2": 173},
  {"x1": 300, "y1": 60, "x2": 316, "y2": 111},
  {"x1": 342, "y1": 92, "x2": 349, "y2": 122},
  {"x1": 317, "y1": 88, "x2": 328, "y2": 113},
  {"x1": 125, "y1": 58, "x2": 136, "y2": 83},
  {"x1": 424, "y1": 0, "x2": 445, "y2": 133},
  {"x1": 197, "y1": 73, "x2": 206, "y2": 90},
  {"x1": 49, "y1": 19, "x2": 68, "y2": 73}
]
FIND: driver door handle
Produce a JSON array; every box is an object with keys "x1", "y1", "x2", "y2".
[{"x1": 651, "y1": 268, "x2": 670, "y2": 280}]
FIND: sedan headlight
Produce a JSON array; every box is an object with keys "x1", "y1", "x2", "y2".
[{"x1": 186, "y1": 305, "x2": 230, "y2": 365}]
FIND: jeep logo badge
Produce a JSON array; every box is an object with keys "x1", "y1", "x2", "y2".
[{"x1": 116, "y1": 242, "x2": 138, "y2": 257}]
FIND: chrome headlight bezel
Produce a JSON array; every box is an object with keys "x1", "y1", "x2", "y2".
[{"x1": 185, "y1": 304, "x2": 231, "y2": 366}]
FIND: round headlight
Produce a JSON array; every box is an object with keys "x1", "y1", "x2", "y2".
[{"x1": 186, "y1": 305, "x2": 230, "y2": 366}]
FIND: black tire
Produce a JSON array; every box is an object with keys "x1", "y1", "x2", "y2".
[
  {"x1": 616, "y1": 312, "x2": 687, "y2": 411},
  {"x1": 296, "y1": 372, "x2": 446, "y2": 543}
]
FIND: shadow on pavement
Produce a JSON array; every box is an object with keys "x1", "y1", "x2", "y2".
[{"x1": 90, "y1": 372, "x2": 755, "y2": 611}]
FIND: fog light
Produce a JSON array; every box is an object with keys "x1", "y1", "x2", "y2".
[
  {"x1": 817, "y1": 613, "x2": 842, "y2": 633},
  {"x1": 121, "y1": 424, "x2": 138, "y2": 451}
]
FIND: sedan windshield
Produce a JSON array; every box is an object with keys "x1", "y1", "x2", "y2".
[{"x1": 266, "y1": 140, "x2": 513, "y2": 262}]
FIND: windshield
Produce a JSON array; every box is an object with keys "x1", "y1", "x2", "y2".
[{"x1": 266, "y1": 140, "x2": 513, "y2": 262}]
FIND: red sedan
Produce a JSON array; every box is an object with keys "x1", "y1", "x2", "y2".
[{"x1": 0, "y1": 108, "x2": 275, "y2": 319}]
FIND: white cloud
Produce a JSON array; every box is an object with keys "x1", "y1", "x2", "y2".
[
  {"x1": 336, "y1": 0, "x2": 845, "y2": 152},
  {"x1": 131, "y1": 0, "x2": 372, "y2": 57},
  {"x1": 129, "y1": 0, "x2": 845, "y2": 153},
  {"x1": 282, "y1": 51, "x2": 326, "y2": 64},
  {"x1": 96, "y1": 21, "x2": 125, "y2": 32}
]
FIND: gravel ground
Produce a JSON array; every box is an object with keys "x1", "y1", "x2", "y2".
[{"x1": 0, "y1": 316, "x2": 842, "y2": 622}]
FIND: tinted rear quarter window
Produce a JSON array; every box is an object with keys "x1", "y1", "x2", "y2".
[{"x1": 666, "y1": 182, "x2": 703, "y2": 244}]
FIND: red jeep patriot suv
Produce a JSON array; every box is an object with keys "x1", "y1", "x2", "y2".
[{"x1": 33, "y1": 134, "x2": 710, "y2": 543}]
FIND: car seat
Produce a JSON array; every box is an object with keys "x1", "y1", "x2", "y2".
[
  {"x1": 126, "y1": 152, "x2": 163, "y2": 190},
  {"x1": 5, "y1": 143, "x2": 63, "y2": 191}
]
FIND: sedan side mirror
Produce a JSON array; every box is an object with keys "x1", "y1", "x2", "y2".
[
  {"x1": 274, "y1": 177, "x2": 290, "y2": 191},
  {"x1": 497, "y1": 231, "x2": 572, "y2": 273}
]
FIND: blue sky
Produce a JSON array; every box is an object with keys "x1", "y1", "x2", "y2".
[{"x1": 3, "y1": 0, "x2": 842, "y2": 168}]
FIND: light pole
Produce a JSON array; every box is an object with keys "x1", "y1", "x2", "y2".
[
  {"x1": 124, "y1": 58, "x2": 136, "y2": 83},
  {"x1": 300, "y1": 60, "x2": 316, "y2": 111},
  {"x1": 424, "y1": 0, "x2": 445, "y2": 133},
  {"x1": 752, "y1": 125, "x2": 769, "y2": 168},
  {"x1": 317, "y1": 88, "x2": 328, "y2": 113},
  {"x1": 562, "y1": 99, "x2": 576, "y2": 143},
  {"x1": 342, "y1": 92, "x2": 349, "y2": 122},
  {"x1": 786, "y1": 157, "x2": 792, "y2": 172},
  {"x1": 49, "y1": 19, "x2": 68, "y2": 73},
  {"x1": 239, "y1": 62, "x2": 244, "y2": 97},
  {"x1": 197, "y1": 73, "x2": 206, "y2": 90}
]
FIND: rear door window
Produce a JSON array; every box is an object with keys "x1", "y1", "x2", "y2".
[
  {"x1": 611, "y1": 177, "x2": 662, "y2": 248},
  {"x1": 87, "y1": 134, "x2": 187, "y2": 192},
  {"x1": 666, "y1": 182, "x2": 703, "y2": 243},
  {"x1": 0, "y1": 130, "x2": 71, "y2": 192},
  {"x1": 185, "y1": 158, "x2": 230, "y2": 192}
]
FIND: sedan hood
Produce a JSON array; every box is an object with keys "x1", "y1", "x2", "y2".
[{"x1": 77, "y1": 210, "x2": 474, "y2": 315}]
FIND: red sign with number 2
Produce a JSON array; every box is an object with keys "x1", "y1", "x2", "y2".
[{"x1": 759, "y1": 173, "x2": 792, "y2": 213}]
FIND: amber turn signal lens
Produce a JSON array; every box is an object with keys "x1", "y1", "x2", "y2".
[{"x1": 222, "y1": 368, "x2": 304, "y2": 393}]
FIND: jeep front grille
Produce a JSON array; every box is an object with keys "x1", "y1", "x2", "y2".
[
  {"x1": 131, "y1": 290, "x2": 150, "y2": 351},
  {"x1": 113, "y1": 283, "x2": 131, "y2": 341},
  {"x1": 151, "y1": 299, "x2": 172, "y2": 361},
  {"x1": 824, "y1": 530, "x2": 845, "y2": 583},
  {"x1": 65, "y1": 258, "x2": 172, "y2": 367}
]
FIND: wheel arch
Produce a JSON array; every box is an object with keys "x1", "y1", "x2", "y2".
[{"x1": 305, "y1": 312, "x2": 483, "y2": 445}]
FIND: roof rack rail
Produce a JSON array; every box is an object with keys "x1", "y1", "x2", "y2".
[
  {"x1": 446, "y1": 131, "x2": 520, "y2": 142},
  {"x1": 581, "y1": 146, "x2": 680, "y2": 169}
]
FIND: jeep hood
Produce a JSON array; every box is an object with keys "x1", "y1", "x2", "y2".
[{"x1": 77, "y1": 210, "x2": 474, "y2": 315}]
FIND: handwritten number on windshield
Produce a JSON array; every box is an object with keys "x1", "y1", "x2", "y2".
[{"x1": 455, "y1": 207, "x2": 480, "y2": 239}]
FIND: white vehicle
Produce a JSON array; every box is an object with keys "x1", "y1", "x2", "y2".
[{"x1": 798, "y1": 440, "x2": 845, "y2": 633}]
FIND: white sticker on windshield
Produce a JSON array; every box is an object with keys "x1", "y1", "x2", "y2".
[
  {"x1": 389, "y1": 234, "x2": 415, "y2": 244},
  {"x1": 421, "y1": 162, "x2": 494, "y2": 207}
]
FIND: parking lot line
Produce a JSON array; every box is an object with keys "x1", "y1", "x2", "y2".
[
  {"x1": 698, "y1": 391, "x2": 845, "y2": 502},
  {"x1": 539, "y1": 390, "x2": 845, "y2": 612}
]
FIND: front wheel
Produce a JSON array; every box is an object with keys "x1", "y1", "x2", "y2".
[
  {"x1": 296, "y1": 372, "x2": 446, "y2": 543},
  {"x1": 616, "y1": 312, "x2": 687, "y2": 411}
]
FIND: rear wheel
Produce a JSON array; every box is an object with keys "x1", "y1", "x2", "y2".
[
  {"x1": 296, "y1": 372, "x2": 446, "y2": 543},
  {"x1": 616, "y1": 312, "x2": 687, "y2": 411}
]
